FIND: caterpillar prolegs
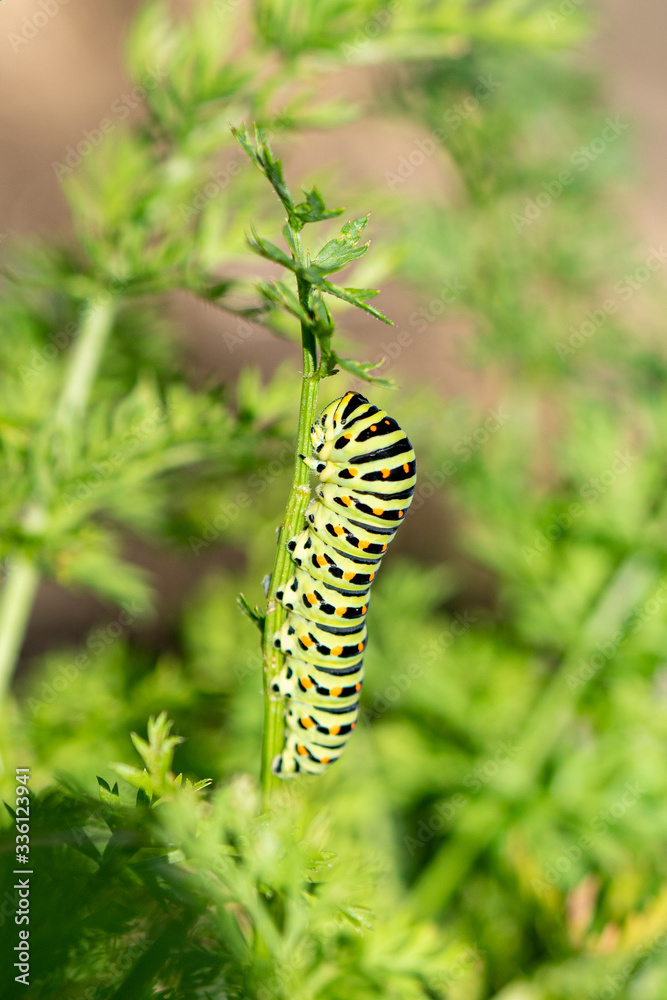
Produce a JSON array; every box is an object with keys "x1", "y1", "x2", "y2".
[{"x1": 271, "y1": 391, "x2": 416, "y2": 777}]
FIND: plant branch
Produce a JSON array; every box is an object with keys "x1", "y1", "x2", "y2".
[
  {"x1": 54, "y1": 295, "x2": 117, "y2": 433},
  {"x1": 0, "y1": 294, "x2": 117, "y2": 702},
  {"x1": 260, "y1": 270, "x2": 320, "y2": 809},
  {"x1": 0, "y1": 556, "x2": 40, "y2": 705}
]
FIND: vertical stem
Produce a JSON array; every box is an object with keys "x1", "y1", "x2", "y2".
[
  {"x1": 54, "y1": 295, "x2": 117, "y2": 431},
  {"x1": 260, "y1": 277, "x2": 320, "y2": 810},
  {"x1": 0, "y1": 294, "x2": 117, "y2": 700},
  {"x1": 0, "y1": 558, "x2": 40, "y2": 700}
]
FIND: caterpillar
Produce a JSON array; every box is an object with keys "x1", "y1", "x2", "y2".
[{"x1": 271, "y1": 390, "x2": 416, "y2": 777}]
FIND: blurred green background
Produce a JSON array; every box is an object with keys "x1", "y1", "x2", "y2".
[{"x1": 2, "y1": 1, "x2": 667, "y2": 998}]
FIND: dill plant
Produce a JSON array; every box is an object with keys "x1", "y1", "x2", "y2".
[{"x1": 4, "y1": 2, "x2": 667, "y2": 1000}]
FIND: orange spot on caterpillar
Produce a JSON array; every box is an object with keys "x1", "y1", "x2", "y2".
[
  {"x1": 335, "y1": 607, "x2": 347, "y2": 617},
  {"x1": 403, "y1": 462, "x2": 410, "y2": 473},
  {"x1": 348, "y1": 468, "x2": 358, "y2": 477},
  {"x1": 329, "y1": 725, "x2": 340, "y2": 735},
  {"x1": 316, "y1": 555, "x2": 327, "y2": 566},
  {"x1": 301, "y1": 717, "x2": 315, "y2": 729},
  {"x1": 381, "y1": 468, "x2": 390, "y2": 478},
  {"x1": 372, "y1": 507, "x2": 383, "y2": 516},
  {"x1": 334, "y1": 525, "x2": 344, "y2": 536},
  {"x1": 384, "y1": 419, "x2": 391, "y2": 425},
  {"x1": 341, "y1": 496, "x2": 353, "y2": 507},
  {"x1": 358, "y1": 539, "x2": 370, "y2": 550},
  {"x1": 362, "y1": 604, "x2": 367, "y2": 613},
  {"x1": 351, "y1": 722, "x2": 357, "y2": 728},
  {"x1": 370, "y1": 425, "x2": 377, "y2": 432},
  {"x1": 320, "y1": 756, "x2": 331, "y2": 764},
  {"x1": 398, "y1": 510, "x2": 404, "y2": 517},
  {"x1": 358, "y1": 642, "x2": 364, "y2": 652},
  {"x1": 330, "y1": 686, "x2": 343, "y2": 697},
  {"x1": 355, "y1": 683, "x2": 361, "y2": 691},
  {"x1": 297, "y1": 745, "x2": 308, "y2": 756},
  {"x1": 301, "y1": 677, "x2": 314, "y2": 690},
  {"x1": 344, "y1": 571, "x2": 355, "y2": 581},
  {"x1": 331, "y1": 646, "x2": 343, "y2": 657},
  {"x1": 381, "y1": 544, "x2": 387, "y2": 552},
  {"x1": 369, "y1": 572, "x2": 375, "y2": 581},
  {"x1": 343, "y1": 432, "x2": 352, "y2": 440},
  {"x1": 305, "y1": 593, "x2": 317, "y2": 605},
  {"x1": 301, "y1": 635, "x2": 314, "y2": 647}
]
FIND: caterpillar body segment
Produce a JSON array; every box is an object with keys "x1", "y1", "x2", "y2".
[
  {"x1": 276, "y1": 567, "x2": 370, "y2": 625},
  {"x1": 272, "y1": 391, "x2": 415, "y2": 777},
  {"x1": 288, "y1": 529, "x2": 380, "y2": 590},
  {"x1": 305, "y1": 501, "x2": 392, "y2": 559},
  {"x1": 316, "y1": 482, "x2": 411, "y2": 528},
  {"x1": 274, "y1": 613, "x2": 367, "y2": 669}
]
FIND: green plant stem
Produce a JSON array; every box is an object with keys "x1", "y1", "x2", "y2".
[
  {"x1": 0, "y1": 557, "x2": 40, "y2": 701},
  {"x1": 260, "y1": 275, "x2": 320, "y2": 810},
  {"x1": 0, "y1": 294, "x2": 117, "y2": 701},
  {"x1": 55, "y1": 295, "x2": 117, "y2": 431}
]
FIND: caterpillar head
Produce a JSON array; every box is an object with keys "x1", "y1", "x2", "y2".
[{"x1": 311, "y1": 391, "x2": 369, "y2": 453}]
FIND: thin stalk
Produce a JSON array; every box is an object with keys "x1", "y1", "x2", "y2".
[
  {"x1": 0, "y1": 557, "x2": 40, "y2": 700},
  {"x1": 54, "y1": 295, "x2": 117, "y2": 432},
  {"x1": 0, "y1": 294, "x2": 117, "y2": 700},
  {"x1": 260, "y1": 274, "x2": 320, "y2": 810}
]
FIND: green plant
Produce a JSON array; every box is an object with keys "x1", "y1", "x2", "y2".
[{"x1": 6, "y1": 1, "x2": 667, "y2": 999}]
